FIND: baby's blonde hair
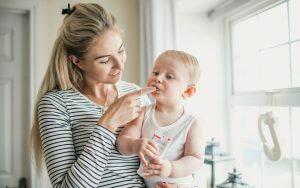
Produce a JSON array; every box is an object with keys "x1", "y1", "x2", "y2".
[{"x1": 159, "y1": 50, "x2": 200, "y2": 85}]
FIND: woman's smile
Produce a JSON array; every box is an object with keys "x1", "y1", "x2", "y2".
[{"x1": 110, "y1": 70, "x2": 121, "y2": 78}]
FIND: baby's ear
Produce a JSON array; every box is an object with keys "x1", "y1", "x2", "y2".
[{"x1": 183, "y1": 85, "x2": 196, "y2": 99}]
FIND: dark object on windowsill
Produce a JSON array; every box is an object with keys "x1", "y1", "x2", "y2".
[
  {"x1": 204, "y1": 138, "x2": 234, "y2": 188},
  {"x1": 216, "y1": 168, "x2": 253, "y2": 188},
  {"x1": 205, "y1": 138, "x2": 223, "y2": 156}
]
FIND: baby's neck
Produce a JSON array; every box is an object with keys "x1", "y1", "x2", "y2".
[{"x1": 154, "y1": 102, "x2": 184, "y2": 127}]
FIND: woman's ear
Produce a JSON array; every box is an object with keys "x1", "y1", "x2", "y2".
[
  {"x1": 68, "y1": 55, "x2": 84, "y2": 69},
  {"x1": 182, "y1": 85, "x2": 196, "y2": 99}
]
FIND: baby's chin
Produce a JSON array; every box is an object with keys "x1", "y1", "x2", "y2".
[{"x1": 150, "y1": 91, "x2": 161, "y2": 98}]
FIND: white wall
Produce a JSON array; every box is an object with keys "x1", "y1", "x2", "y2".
[
  {"x1": 175, "y1": 10, "x2": 230, "y2": 187},
  {"x1": 175, "y1": 11, "x2": 228, "y2": 148}
]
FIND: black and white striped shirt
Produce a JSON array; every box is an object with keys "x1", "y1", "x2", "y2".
[{"x1": 39, "y1": 81, "x2": 149, "y2": 188}]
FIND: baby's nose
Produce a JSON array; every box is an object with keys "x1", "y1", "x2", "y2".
[{"x1": 155, "y1": 76, "x2": 162, "y2": 83}]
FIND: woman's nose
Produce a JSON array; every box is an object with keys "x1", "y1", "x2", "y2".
[{"x1": 112, "y1": 55, "x2": 123, "y2": 69}]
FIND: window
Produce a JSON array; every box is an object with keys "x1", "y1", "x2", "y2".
[{"x1": 228, "y1": 0, "x2": 300, "y2": 187}]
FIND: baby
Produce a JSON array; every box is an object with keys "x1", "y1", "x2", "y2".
[{"x1": 116, "y1": 50, "x2": 204, "y2": 188}]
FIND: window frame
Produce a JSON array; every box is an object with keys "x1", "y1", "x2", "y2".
[{"x1": 224, "y1": 0, "x2": 300, "y2": 187}]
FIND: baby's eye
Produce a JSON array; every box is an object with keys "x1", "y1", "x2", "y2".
[
  {"x1": 166, "y1": 74, "x2": 173, "y2": 79},
  {"x1": 153, "y1": 71, "x2": 159, "y2": 76}
]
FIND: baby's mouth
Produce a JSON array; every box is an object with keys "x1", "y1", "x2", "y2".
[{"x1": 152, "y1": 85, "x2": 160, "y2": 91}]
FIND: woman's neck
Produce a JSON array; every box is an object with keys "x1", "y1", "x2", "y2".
[{"x1": 78, "y1": 80, "x2": 117, "y2": 106}]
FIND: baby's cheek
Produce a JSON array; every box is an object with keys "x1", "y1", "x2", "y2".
[
  {"x1": 146, "y1": 78, "x2": 154, "y2": 86},
  {"x1": 166, "y1": 87, "x2": 177, "y2": 96}
]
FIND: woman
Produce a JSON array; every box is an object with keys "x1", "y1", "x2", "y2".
[{"x1": 31, "y1": 3, "x2": 155, "y2": 187}]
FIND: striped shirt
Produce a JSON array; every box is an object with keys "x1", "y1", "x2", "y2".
[{"x1": 38, "y1": 81, "x2": 150, "y2": 188}]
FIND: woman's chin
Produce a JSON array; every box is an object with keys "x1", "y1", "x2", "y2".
[
  {"x1": 108, "y1": 74, "x2": 122, "y2": 83},
  {"x1": 103, "y1": 79, "x2": 121, "y2": 85}
]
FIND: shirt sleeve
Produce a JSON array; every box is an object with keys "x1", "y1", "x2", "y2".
[{"x1": 38, "y1": 92, "x2": 116, "y2": 188}]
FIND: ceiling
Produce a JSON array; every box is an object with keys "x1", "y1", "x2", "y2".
[{"x1": 175, "y1": 0, "x2": 228, "y2": 13}]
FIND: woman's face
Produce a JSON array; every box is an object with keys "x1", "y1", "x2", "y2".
[{"x1": 77, "y1": 29, "x2": 126, "y2": 85}]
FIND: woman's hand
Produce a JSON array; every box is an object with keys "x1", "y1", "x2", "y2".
[
  {"x1": 143, "y1": 158, "x2": 173, "y2": 178},
  {"x1": 133, "y1": 138, "x2": 158, "y2": 165},
  {"x1": 97, "y1": 87, "x2": 155, "y2": 132}
]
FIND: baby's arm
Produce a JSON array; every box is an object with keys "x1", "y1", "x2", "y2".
[
  {"x1": 170, "y1": 118, "x2": 204, "y2": 177},
  {"x1": 116, "y1": 108, "x2": 158, "y2": 165},
  {"x1": 144, "y1": 118, "x2": 204, "y2": 178}
]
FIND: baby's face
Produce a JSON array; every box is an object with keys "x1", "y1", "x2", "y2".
[{"x1": 147, "y1": 55, "x2": 190, "y2": 103}]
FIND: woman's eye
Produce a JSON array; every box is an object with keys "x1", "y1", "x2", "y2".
[{"x1": 100, "y1": 59, "x2": 109, "y2": 64}]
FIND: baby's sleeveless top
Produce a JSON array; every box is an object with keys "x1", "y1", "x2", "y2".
[{"x1": 141, "y1": 104, "x2": 198, "y2": 187}]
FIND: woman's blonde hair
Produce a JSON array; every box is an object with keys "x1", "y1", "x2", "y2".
[{"x1": 30, "y1": 3, "x2": 117, "y2": 173}]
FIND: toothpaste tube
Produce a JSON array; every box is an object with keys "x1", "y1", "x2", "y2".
[{"x1": 137, "y1": 131, "x2": 172, "y2": 176}]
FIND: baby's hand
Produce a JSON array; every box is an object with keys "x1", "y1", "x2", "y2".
[
  {"x1": 155, "y1": 182, "x2": 191, "y2": 188},
  {"x1": 134, "y1": 138, "x2": 158, "y2": 165},
  {"x1": 143, "y1": 158, "x2": 172, "y2": 178},
  {"x1": 155, "y1": 182, "x2": 176, "y2": 188}
]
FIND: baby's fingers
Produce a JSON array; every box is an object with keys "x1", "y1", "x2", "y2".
[
  {"x1": 147, "y1": 141, "x2": 159, "y2": 155},
  {"x1": 144, "y1": 148, "x2": 158, "y2": 160},
  {"x1": 146, "y1": 163, "x2": 161, "y2": 170},
  {"x1": 139, "y1": 153, "x2": 148, "y2": 166},
  {"x1": 143, "y1": 169, "x2": 161, "y2": 176}
]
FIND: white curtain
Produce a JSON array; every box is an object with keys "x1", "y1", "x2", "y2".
[{"x1": 139, "y1": 0, "x2": 177, "y2": 86}]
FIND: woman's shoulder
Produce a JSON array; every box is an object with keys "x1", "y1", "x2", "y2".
[{"x1": 40, "y1": 88, "x2": 74, "y2": 104}]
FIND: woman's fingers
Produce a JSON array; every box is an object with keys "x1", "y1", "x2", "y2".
[
  {"x1": 129, "y1": 87, "x2": 156, "y2": 98},
  {"x1": 98, "y1": 87, "x2": 155, "y2": 132},
  {"x1": 121, "y1": 87, "x2": 155, "y2": 117}
]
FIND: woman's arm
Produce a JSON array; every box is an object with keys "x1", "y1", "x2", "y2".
[
  {"x1": 39, "y1": 92, "x2": 116, "y2": 188},
  {"x1": 97, "y1": 87, "x2": 155, "y2": 132},
  {"x1": 143, "y1": 118, "x2": 204, "y2": 178}
]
